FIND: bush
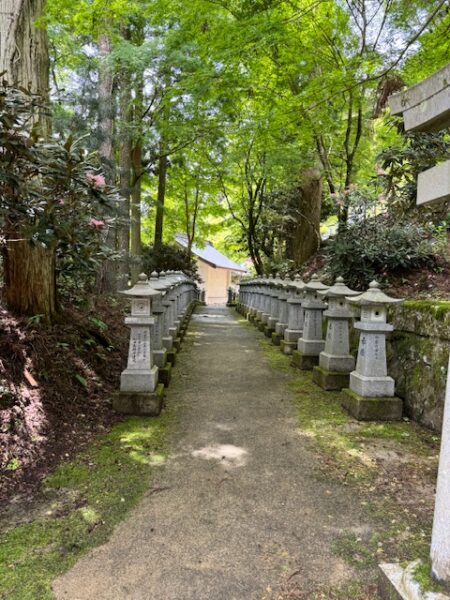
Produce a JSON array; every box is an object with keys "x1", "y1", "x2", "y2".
[
  {"x1": 326, "y1": 218, "x2": 438, "y2": 289},
  {"x1": 141, "y1": 243, "x2": 199, "y2": 279}
]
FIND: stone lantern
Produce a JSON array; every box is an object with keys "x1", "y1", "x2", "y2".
[
  {"x1": 265, "y1": 273, "x2": 283, "y2": 338},
  {"x1": 280, "y1": 275, "x2": 306, "y2": 355},
  {"x1": 342, "y1": 281, "x2": 403, "y2": 421},
  {"x1": 292, "y1": 275, "x2": 329, "y2": 370},
  {"x1": 113, "y1": 274, "x2": 165, "y2": 416},
  {"x1": 312, "y1": 276, "x2": 360, "y2": 390},
  {"x1": 149, "y1": 272, "x2": 172, "y2": 387}
]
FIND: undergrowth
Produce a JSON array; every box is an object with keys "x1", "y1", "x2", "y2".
[{"x1": 0, "y1": 407, "x2": 175, "y2": 600}]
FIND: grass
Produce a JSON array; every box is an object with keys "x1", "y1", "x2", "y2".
[
  {"x1": 259, "y1": 336, "x2": 441, "y2": 595},
  {"x1": 0, "y1": 408, "x2": 175, "y2": 600}
]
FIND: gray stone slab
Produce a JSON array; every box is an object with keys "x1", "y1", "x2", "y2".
[
  {"x1": 389, "y1": 64, "x2": 450, "y2": 131},
  {"x1": 417, "y1": 160, "x2": 450, "y2": 206}
]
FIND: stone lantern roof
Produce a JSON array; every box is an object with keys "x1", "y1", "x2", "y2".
[
  {"x1": 286, "y1": 274, "x2": 306, "y2": 291},
  {"x1": 346, "y1": 281, "x2": 403, "y2": 306},
  {"x1": 304, "y1": 274, "x2": 329, "y2": 293},
  {"x1": 319, "y1": 276, "x2": 359, "y2": 299},
  {"x1": 120, "y1": 274, "x2": 161, "y2": 299}
]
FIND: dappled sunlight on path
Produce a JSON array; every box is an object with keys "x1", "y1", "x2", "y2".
[{"x1": 53, "y1": 307, "x2": 369, "y2": 600}]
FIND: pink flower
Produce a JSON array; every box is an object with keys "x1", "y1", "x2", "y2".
[
  {"x1": 57, "y1": 199, "x2": 65, "y2": 206},
  {"x1": 87, "y1": 174, "x2": 106, "y2": 188},
  {"x1": 89, "y1": 218, "x2": 105, "y2": 228},
  {"x1": 376, "y1": 166, "x2": 387, "y2": 176},
  {"x1": 330, "y1": 192, "x2": 338, "y2": 199}
]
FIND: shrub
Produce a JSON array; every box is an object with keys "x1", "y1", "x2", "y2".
[
  {"x1": 326, "y1": 218, "x2": 438, "y2": 289},
  {"x1": 141, "y1": 243, "x2": 199, "y2": 279}
]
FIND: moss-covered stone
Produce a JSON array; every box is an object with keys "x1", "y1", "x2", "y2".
[
  {"x1": 312, "y1": 366, "x2": 350, "y2": 391},
  {"x1": 291, "y1": 350, "x2": 319, "y2": 371},
  {"x1": 113, "y1": 384, "x2": 165, "y2": 416},
  {"x1": 159, "y1": 363, "x2": 172, "y2": 387},
  {"x1": 271, "y1": 331, "x2": 282, "y2": 346},
  {"x1": 342, "y1": 388, "x2": 402, "y2": 421}
]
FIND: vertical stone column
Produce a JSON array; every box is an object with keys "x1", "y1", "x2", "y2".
[
  {"x1": 149, "y1": 272, "x2": 172, "y2": 386},
  {"x1": 292, "y1": 275, "x2": 329, "y2": 370},
  {"x1": 273, "y1": 278, "x2": 289, "y2": 346},
  {"x1": 266, "y1": 275, "x2": 282, "y2": 338},
  {"x1": 431, "y1": 357, "x2": 450, "y2": 585},
  {"x1": 281, "y1": 276, "x2": 305, "y2": 355},
  {"x1": 342, "y1": 281, "x2": 403, "y2": 421},
  {"x1": 113, "y1": 273, "x2": 164, "y2": 416},
  {"x1": 312, "y1": 277, "x2": 359, "y2": 390}
]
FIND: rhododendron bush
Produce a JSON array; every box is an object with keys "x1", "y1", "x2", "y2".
[{"x1": 0, "y1": 86, "x2": 119, "y2": 302}]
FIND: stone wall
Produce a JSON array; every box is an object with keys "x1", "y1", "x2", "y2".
[{"x1": 386, "y1": 301, "x2": 450, "y2": 432}]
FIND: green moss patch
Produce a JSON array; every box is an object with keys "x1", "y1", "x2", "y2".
[
  {"x1": 259, "y1": 337, "x2": 440, "y2": 593},
  {"x1": 0, "y1": 409, "x2": 175, "y2": 600}
]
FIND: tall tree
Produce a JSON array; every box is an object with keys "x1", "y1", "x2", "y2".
[{"x1": 0, "y1": 0, "x2": 58, "y2": 318}]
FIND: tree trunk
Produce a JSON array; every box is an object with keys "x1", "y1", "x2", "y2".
[
  {"x1": 0, "y1": 0, "x2": 50, "y2": 136},
  {"x1": 292, "y1": 169, "x2": 322, "y2": 267},
  {"x1": 154, "y1": 143, "x2": 168, "y2": 252},
  {"x1": 97, "y1": 32, "x2": 118, "y2": 293},
  {"x1": 0, "y1": 0, "x2": 57, "y2": 319},
  {"x1": 131, "y1": 141, "x2": 143, "y2": 284},
  {"x1": 130, "y1": 67, "x2": 144, "y2": 285},
  {"x1": 3, "y1": 237, "x2": 56, "y2": 318},
  {"x1": 117, "y1": 56, "x2": 132, "y2": 289}
]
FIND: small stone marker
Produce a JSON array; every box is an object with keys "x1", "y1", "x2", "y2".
[
  {"x1": 292, "y1": 275, "x2": 329, "y2": 370},
  {"x1": 312, "y1": 276, "x2": 359, "y2": 390},
  {"x1": 342, "y1": 281, "x2": 403, "y2": 421},
  {"x1": 113, "y1": 273, "x2": 165, "y2": 416},
  {"x1": 281, "y1": 275, "x2": 306, "y2": 356}
]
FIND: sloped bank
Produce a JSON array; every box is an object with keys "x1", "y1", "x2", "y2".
[{"x1": 387, "y1": 300, "x2": 450, "y2": 432}]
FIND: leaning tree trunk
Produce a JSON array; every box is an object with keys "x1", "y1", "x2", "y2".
[
  {"x1": 292, "y1": 168, "x2": 322, "y2": 268},
  {"x1": 0, "y1": 0, "x2": 57, "y2": 319}
]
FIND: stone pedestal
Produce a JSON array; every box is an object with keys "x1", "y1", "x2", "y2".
[
  {"x1": 114, "y1": 274, "x2": 164, "y2": 416},
  {"x1": 378, "y1": 561, "x2": 450, "y2": 599},
  {"x1": 342, "y1": 281, "x2": 403, "y2": 421},
  {"x1": 312, "y1": 277, "x2": 359, "y2": 390},
  {"x1": 292, "y1": 275, "x2": 329, "y2": 370}
]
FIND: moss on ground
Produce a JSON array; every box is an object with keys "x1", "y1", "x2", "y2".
[
  {"x1": 259, "y1": 337, "x2": 441, "y2": 597},
  {"x1": 0, "y1": 407, "x2": 175, "y2": 600}
]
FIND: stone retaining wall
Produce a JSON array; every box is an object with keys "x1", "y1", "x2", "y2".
[{"x1": 386, "y1": 301, "x2": 450, "y2": 432}]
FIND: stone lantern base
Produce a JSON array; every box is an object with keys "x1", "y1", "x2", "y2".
[
  {"x1": 291, "y1": 350, "x2": 320, "y2": 371},
  {"x1": 271, "y1": 331, "x2": 282, "y2": 346},
  {"x1": 312, "y1": 366, "x2": 350, "y2": 390},
  {"x1": 342, "y1": 388, "x2": 402, "y2": 421},
  {"x1": 113, "y1": 384, "x2": 165, "y2": 416}
]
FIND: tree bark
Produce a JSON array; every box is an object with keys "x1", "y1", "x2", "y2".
[
  {"x1": 0, "y1": 0, "x2": 57, "y2": 319},
  {"x1": 3, "y1": 238, "x2": 56, "y2": 317},
  {"x1": 154, "y1": 142, "x2": 168, "y2": 252},
  {"x1": 292, "y1": 169, "x2": 322, "y2": 267},
  {"x1": 97, "y1": 32, "x2": 118, "y2": 293},
  {"x1": 117, "y1": 53, "x2": 132, "y2": 288}
]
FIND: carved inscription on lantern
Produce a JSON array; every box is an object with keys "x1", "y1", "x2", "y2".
[{"x1": 128, "y1": 327, "x2": 150, "y2": 369}]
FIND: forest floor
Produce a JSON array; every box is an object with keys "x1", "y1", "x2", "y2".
[
  {"x1": 1, "y1": 306, "x2": 444, "y2": 599},
  {"x1": 0, "y1": 297, "x2": 129, "y2": 505}
]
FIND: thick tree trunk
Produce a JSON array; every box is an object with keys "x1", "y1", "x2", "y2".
[
  {"x1": 130, "y1": 142, "x2": 143, "y2": 284},
  {"x1": 154, "y1": 145, "x2": 167, "y2": 252},
  {"x1": 0, "y1": 0, "x2": 57, "y2": 319},
  {"x1": 3, "y1": 238, "x2": 56, "y2": 318},
  {"x1": 292, "y1": 169, "x2": 322, "y2": 267},
  {"x1": 117, "y1": 61, "x2": 132, "y2": 289},
  {"x1": 97, "y1": 32, "x2": 118, "y2": 293}
]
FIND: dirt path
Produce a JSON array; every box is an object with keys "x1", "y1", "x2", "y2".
[{"x1": 53, "y1": 307, "x2": 370, "y2": 600}]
